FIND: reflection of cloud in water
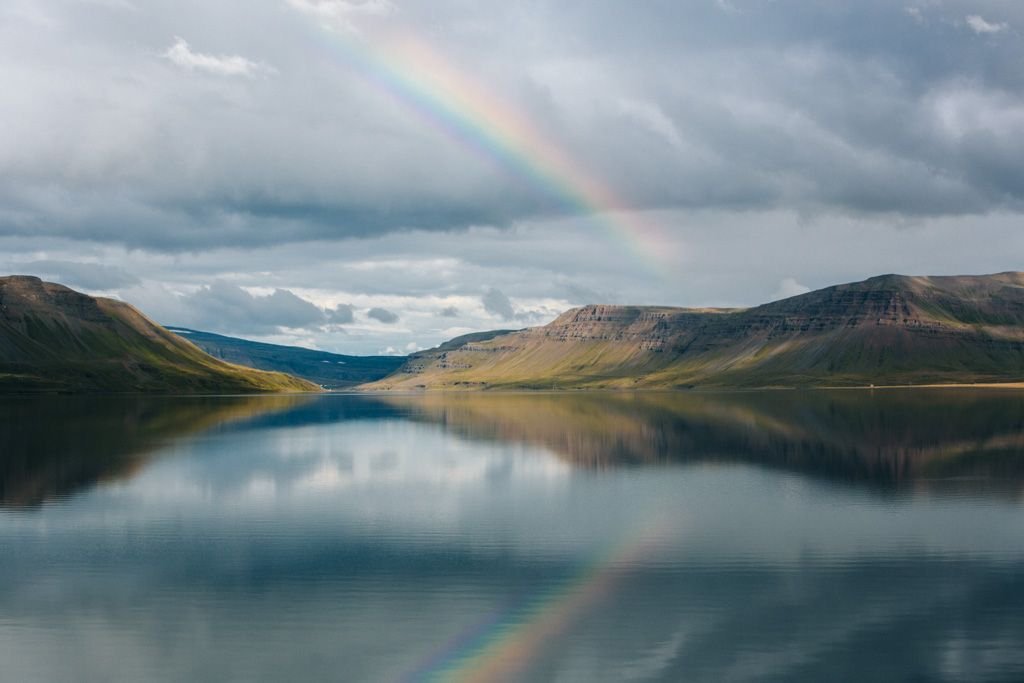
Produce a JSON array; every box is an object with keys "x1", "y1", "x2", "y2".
[
  {"x1": 940, "y1": 635, "x2": 1024, "y2": 682},
  {"x1": 617, "y1": 624, "x2": 694, "y2": 681},
  {"x1": 6, "y1": 550, "x2": 1018, "y2": 682},
  {"x1": 92, "y1": 420, "x2": 577, "y2": 550},
  {"x1": 2, "y1": 393, "x2": 1024, "y2": 681},
  {"x1": 163, "y1": 422, "x2": 571, "y2": 498}
]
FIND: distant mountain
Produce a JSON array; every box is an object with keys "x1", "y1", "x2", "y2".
[
  {"x1": 366, "y1": 272, "x2": 1024, "y2": 389},
  {"x1": 0, "y1": 276, "x2": 317, "y2": 393},
  {"x1": 167, "y1": 327, "x2": 404, "y2": 389},
  {"x1": 395, "y1": 328, "x2": 518, "y2": 368}
]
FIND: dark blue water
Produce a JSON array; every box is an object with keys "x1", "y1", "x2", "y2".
[{"x1": 1, "y1": 391, "x2": 1023, "y2": 682}]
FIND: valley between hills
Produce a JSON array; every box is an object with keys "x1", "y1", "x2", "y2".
[{"x1": 2, "y1": 272, "x2": 1024, "y2": 393}]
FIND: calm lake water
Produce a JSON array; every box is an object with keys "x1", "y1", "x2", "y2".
[{"x1": 2, "y1": 390, "x2": 1024, "y2": 682}]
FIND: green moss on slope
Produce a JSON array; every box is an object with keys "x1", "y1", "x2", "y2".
[{"x1": 0, "y1": 276, "x2": 318, "y2": 394}]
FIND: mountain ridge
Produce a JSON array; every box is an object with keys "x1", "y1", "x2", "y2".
[
  {"x1": 366, "y1": 272, "x2": 1024, "y2": 390},
  {"x1": 0, "y1": 276, "x2": 318, "y2": 393}
]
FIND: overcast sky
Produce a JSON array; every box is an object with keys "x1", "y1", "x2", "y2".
[{"x1": 2, "y1": 0, "x2": 1023, "y2": 354}]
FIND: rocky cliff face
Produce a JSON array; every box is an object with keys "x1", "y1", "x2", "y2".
[
  {"x1": 367, "y1": 272, "x2": 1024, "y2": 389},
  {"x1": 0, "y1": 276, "x2": 317, "y2": 393},
  {"x1": 531, "y1": 305, "x2": 732, "y2": 352},
  {"x1": 1, "y1": 276, "x2": 107, "y2": 322}
]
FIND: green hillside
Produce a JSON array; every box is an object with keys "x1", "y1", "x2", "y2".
[
  {"x1": 166, "y1": 327, "x2": 404, "y2": 389},
  {"x1": 0, "y1": 276, "x2": 319, "y2": 393},
  {"x1": 366, "y1": 272, "x2": 1024, "y2": 390}
]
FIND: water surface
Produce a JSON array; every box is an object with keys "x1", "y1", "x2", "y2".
[{"x1": 2, "y1": 390, "x2": 1023, "y2": 682}]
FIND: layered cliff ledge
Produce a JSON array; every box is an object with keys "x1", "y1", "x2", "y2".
[
  {"x1": 0, "y1": 276, "x2": 318, "y2": 393},
  {"x1": 366, "y1": 272, "x2": 1024, "y2": 389}
]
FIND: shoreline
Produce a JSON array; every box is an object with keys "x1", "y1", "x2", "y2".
[
  {"x1": 821, "y1": 382, "x2": 1024, "y2": 391},
  {"x1": 348, "y1": 381, "x2": 1024, "y2": 394}
]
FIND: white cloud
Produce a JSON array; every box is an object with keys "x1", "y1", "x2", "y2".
[
  {"x1": 286, "y1": 0, "x2": 396, "y2": 32},
  {"x1": 771, "y1": 278, "x2": 811, "y2": 302},
  {"x1": 965, "y1": 15, "x2": 1008, "y2": 35},
  {"x1": 77, "y1": 0, "x2": 137, "y2": 9},
  {"x1": 162, "y1": 37, "x2": 272, "y2": 78}
]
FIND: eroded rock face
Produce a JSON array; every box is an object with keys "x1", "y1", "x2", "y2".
[
  {"x1": 538, "y1": 306, "x2": 709, "y2": 343},
  {"x1": 372, "y1": 272, "x2": 1024, "y2": 389},
  {"x1": 0, "y1": 276, "x2": 108, "y2": 329},
  {"x1": 535, "y1": 274, "x2": 1024, "y2": 348}
]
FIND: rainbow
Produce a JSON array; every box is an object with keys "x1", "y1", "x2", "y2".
[
  {"x1": 300, "y1": 19, "x2": 675, "y2": 275},
  {"x1": 400, "y1": 520, "x2": 670, "y2": 682}
]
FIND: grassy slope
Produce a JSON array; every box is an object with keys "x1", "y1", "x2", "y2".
[
  {"x1": 167, "y1": 327, "x2": 404, "y2": 389},
  {"x1": 366, "y1": 273, "x2": 1024, "y2": 390},
  {"x1": 0, "y1": 277, "x2": 318, "y2": 393}
]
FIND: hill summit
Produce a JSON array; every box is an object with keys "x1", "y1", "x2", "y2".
[
  {"x1": 368, "y1": 272, "x2": 1024, "y2": 389},
  {"x1": 0, "y1": 276, "x2": 317, "y2": 393}
]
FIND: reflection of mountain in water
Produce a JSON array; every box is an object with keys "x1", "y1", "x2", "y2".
[
  {"x1": 383, "y1": 390, "x2": 1024, "y2": 494},
  {"x1": 5, "y1": 391, "x2": 1024, "y2": 507},
  {"x1": 0, "y1": 395, "x2": 313, "y2": 507}
]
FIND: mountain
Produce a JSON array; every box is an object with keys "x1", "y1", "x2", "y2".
[
  {"x1": 166, "y1": 327, "x2": 405, "y2": 389},
  {"x1": 366, "y1": 272, "x2": 1024, "y2": 389},
  {"x1": 0, "y1": 276, "x2": 318, "y2": 393}
]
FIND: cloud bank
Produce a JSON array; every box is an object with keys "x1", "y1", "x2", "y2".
[
  {"x1": 2, "y1": 0, "x2": 1023, "y2": 352},
  {"x1": 3, "y1": 0, "x2": 1024, "y2": 252}
]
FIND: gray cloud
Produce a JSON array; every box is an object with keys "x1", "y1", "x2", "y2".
[
  {"x1": 561, "y1": 282, "x2": 608, "y2": 306},
  {"x1": 482, "y1": 288, "x2": 515, "y2": 320},
  {"x1": 329, "y1": 303, "x2": 355, "y2": 324},
  {"x1": 2, "y1": 0, "x2": 1024, "y2": 254},
  {"x1": 4, "y1": 210, "x2": 1023, "y2": 354},
  {"x1": 367, "y1": 307, "x2": 399, "y2": 324},
  {"x1": 0, "y1": 0, "x2": 1022, "y2": 353},
  {"x1": 19, "y1": 260, "x2": 139, "y2": 290},
  {"x1": 178, "y1": 282, "x2": 326, "y2": 335}
]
